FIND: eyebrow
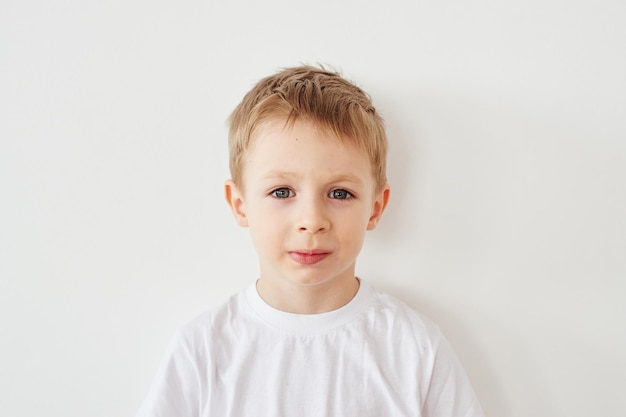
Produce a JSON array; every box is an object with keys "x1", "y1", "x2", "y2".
[{"x1": 261, "y1": 171, "x2": 365, "y2": 185}]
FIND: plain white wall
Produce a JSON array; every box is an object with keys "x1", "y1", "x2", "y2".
[{"x1": 1, "y1": 1, "x2": 624, "y2": 416}]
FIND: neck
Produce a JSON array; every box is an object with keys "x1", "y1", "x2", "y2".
[{"x1": 256, "y1": 276, "x2": 360, "y2": 314}]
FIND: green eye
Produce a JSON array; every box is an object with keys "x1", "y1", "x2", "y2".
[
  {"x1": 272, "y1": 188, "x2": 293, "y2": 198},
  {"x1": 329, "y1": 189, "x2": 352, "y2": 199}
]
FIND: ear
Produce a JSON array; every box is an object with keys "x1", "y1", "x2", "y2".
[
  {"x1": 367, "y1": 184, "x2": 390, "y2": 230},
  {"x1": 224, "y1": 180, "x2": 248, "y2": 227}
]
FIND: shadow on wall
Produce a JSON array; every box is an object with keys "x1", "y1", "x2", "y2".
[
  {"x1": 364, "y1": 85, "x2": 606, "y2": 417},
  {"x1": 382, "y1": 281, "x2": 513, "y2": 416}
]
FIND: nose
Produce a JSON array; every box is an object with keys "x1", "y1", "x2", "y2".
[{"x1": 296, "y1": 197, "x2": 330, "y2": 234}]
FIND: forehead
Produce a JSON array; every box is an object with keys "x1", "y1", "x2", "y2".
[{"x1": 244, "y1": 118, "x2": 374, "y2": 181}]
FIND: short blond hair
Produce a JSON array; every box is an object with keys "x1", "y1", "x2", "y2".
[{"x1": 228, "y1": 65, "x2": 388, "y2": 191}]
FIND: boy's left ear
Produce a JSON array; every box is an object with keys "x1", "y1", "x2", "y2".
[{"x1": 367, "y1": 184, "x2": 391, "y2": 230}]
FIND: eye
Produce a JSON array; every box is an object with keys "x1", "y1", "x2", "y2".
[
  {"x1": 329, "y1": 189, "x2": 353, "y2": 200},
  {"x1": 271, "y1": 187, "x2": 294, "y2": 199}
]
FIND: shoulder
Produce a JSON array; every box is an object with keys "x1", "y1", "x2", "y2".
[
  {"x1": 368, "y1": 285, "x2": 438, "y2": 328},
  {"x1": 366, "y1": 285, "x2": 485, "y2": 416},
  {"x1": 172, "y1": 288, "x2": 251, "y2": 351},
  {"x1": 365, "y1": 284, "x2": 444, "y2": 346}
]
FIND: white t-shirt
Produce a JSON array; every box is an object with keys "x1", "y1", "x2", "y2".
[{"x1": 136, "y1": 280, "x2": 485, "y2": 417}]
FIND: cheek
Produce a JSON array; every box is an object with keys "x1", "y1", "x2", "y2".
[
  {"x1": 335, "y1": 203, "x2": 372, "y2": 223},
  {"x1": 248, "y1": 208, "x2": 284, "y2": 238},
  {"x1": 334, "y1": 208, "x2": 371, "y2": 236},
  {"x1": 248, "y1": 223, "x2": 278, "y2": 257}
]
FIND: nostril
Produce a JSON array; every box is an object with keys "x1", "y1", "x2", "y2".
[{"x1": 299, "y1": 225, "x2": 328, "y2": 233}]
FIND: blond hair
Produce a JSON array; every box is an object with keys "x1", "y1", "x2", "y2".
[{"x1": 228, "y1": 65, "x2": 388, "y2": 191}]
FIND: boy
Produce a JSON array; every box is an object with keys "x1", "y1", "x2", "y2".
[{"x1": 136, "y1": 66, "x2": 485, "y2": 417}]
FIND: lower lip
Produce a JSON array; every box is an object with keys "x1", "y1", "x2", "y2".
[{"x1": 289, "y1": 252, "x2": 330, "y2": 265}]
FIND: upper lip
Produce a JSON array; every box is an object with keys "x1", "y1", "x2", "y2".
[{"x1": 289, "y1": 249, "x2": 331, "y2": 255}]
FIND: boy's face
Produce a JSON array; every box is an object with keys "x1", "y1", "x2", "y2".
[{"x1": 225, "y1": 118, "x2": 389, "y2": 293}]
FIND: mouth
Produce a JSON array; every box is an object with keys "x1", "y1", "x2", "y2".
[{"x1": 288, "y1": 250, "x2": 331, "y2": 265}]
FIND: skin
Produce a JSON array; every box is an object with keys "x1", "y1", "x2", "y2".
[{"x1": 225, "y1": 118, "x2": 390, "y2": 314}]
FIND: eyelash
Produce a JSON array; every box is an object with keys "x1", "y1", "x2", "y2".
[
  {"x1": 269, "y1": 188, "x2": 354, "y2": 200},
  {"x1": 270, "y1": 188, "x2": 294, "y2": 199},
  {"x1": 328, "y1": 189, "x2": 354, "y2": 200}
]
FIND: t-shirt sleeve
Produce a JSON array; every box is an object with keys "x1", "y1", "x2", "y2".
[
  {"x1": 135, "y1": 329, "x2": 203, "y2": 417},
  {"x1": 421, "y1": 327, "x2": 485, "y2": 417}
]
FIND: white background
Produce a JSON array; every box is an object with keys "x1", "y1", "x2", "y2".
[{"x1": 1, "y1": 1, "x2": 625, "y2": 416}]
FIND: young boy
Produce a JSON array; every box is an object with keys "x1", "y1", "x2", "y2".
[{"x1": 136, "y1": 66, "x2": 485, "y2": 417}]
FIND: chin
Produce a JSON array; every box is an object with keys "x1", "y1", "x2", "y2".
[{"x1": 285, "y1": 269, "x2": 354, "y2": 288}]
